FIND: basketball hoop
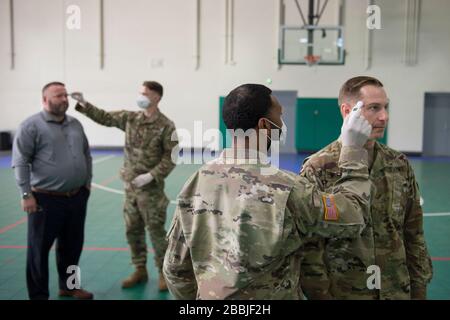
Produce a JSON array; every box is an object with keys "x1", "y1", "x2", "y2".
[
  {"x1": 304, "y1": 55, "x2": 321, "y2": 67},
  {"x1": 304, "y1": 55, "x2": 321, "y2": 66}
]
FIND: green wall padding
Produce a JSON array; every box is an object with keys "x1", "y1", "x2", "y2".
[
  {"x1": 219, "y1": 97, "x2": 231, "y2": 149},
  {"x1": 219, "y1": 97, "x2": 387, "y2": 152},
  {"x1": 296, "y1": 98, "x2": 343, "y2": 151}
]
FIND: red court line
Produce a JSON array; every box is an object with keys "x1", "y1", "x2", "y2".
[
  {"x1": 0, "y1": 245, "x2": 26, "y2": 249},
  {"x1": 84, "y1": 247, "x2": 129, "y2": 251},
  {"x1": 0, "y1": 217, "x2": 27, "y2": 234},
  {"x1": 0, "y1": 245, "x2": 445, "y2": 259},
  {"x1": 0, "y1": 177, "x2": 118, "y2": 236},
  {"x1": 0, "y1": 245, "x2": 154, "y2": 253},
  {"x1": 98, "y1": 175, "x2": 120, "y2": 186}
]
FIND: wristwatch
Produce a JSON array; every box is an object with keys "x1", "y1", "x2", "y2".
[{"x1": 22, "y1": 192, "x2": 32, "y2": 200}]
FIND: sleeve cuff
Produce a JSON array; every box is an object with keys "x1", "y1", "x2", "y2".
[
  {"x1": 75, "y1": 102, "x2": 89, "y2": 112},
  {"x1": 149, "y1": 169, "x2": 160, "y2": 183},
  {"x1": 19, "y1": 186, "x2": 32, "y2": 196},
  {"x1": 339, "y1": 146, "x2": 368, "y2": 164},
  {"x1": 305, "y1": 291, "x2": 334, "y2": 300},
  {"x1": 411, "y1": 284, "x2": 427, "y2": 300}
]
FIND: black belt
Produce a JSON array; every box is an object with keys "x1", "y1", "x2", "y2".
[{"x1": 32, "y1": 187, "x2": 81, "y2": 197}]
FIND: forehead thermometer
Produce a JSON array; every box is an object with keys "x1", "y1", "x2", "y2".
[{"x1": 353, "y1": 101, "x2": 364, "y2": 112}]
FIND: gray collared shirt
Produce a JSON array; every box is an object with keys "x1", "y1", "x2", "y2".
[{"x1": 12, "y1": 110, "x2": 92, "y2": 194}]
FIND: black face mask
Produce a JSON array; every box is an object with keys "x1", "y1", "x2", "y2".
[
  {"x1": 261, "y1": 118, "x2": 282, "y2": 151},
  {"x1": 266, "y1": 135, "x2": 272, "y2": 151}
]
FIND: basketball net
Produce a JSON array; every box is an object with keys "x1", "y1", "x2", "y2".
[{"x1": 304, "y1": 55, "x2": 321, "y2": 67}]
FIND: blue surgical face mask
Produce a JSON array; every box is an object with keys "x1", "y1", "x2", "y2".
[
  {"x1": 265, "y1": 118, "x2": 287, "y2": 145},
  {"x1": 137, "y1": 95, "x2": 151, "y2": 109}
]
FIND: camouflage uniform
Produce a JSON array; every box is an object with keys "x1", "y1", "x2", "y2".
[
  {"x1": 299, "y1": 140, "x2": 433, "y2": 300},
  {"x1": 163, "y1": 146, "x2": 371, "y2": 300},
  {"x1": 75, "y1": 103, "x2": 178, "y2": 271}
]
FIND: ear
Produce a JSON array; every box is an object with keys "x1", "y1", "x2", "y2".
[
  {"x1": 257, "y1": 118, "x2": 270, "y2": 131},
  {"x1": 340, "y1": 103, "x2": 351, "y2": 118}
]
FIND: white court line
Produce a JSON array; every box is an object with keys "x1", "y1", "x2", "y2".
[
  {"x1": 91, "y1": 183, "x2": 124, "y2": 195},
  {"x1": 90, "y1": 154, "x2": 447, "y2": 213},
  {"x1": 90, "y1": 154, "x2": 179, "y2": 203},
  {"x1": 91, "y1": 183, "x2": 177, "y2": 204},
  {"x1": 93, "y1": 154, "x2": 117, "y2": 165},
  {"x1": 424, "y1": 212, "x2": 450, "y2": 217},
  {"x1": 91, "y1": 182, "x2": 447, "y2": 213}
]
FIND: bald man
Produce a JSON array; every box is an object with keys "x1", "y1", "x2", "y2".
[{"x1": 12, "y1": 82, "x2": 93, "y2": 300}]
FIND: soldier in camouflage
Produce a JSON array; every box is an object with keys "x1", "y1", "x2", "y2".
[
  {"x1": 163, "y1": 83, "x2": 373, "y2": 299},
  {"x1": 71, "y1": 81, "x2": 178, "y2": 291},
  {"x1": 299, "y1": 76, "x2": 433, "y2": 300}
]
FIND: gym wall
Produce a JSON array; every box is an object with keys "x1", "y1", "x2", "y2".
[{"x1": 0, "y1": 0, "x2": 448, "y2": 152}]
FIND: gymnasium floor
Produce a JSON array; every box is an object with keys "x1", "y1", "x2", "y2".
[{"x1": 0, "y1": 150, "x2": 449, "y2": 300}]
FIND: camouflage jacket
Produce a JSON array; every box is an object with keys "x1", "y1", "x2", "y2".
[
  {"x1": 163, "y1": 146, "x2": 371, "y2": 300},
  {"x1": 299, "y1": 140, "x2": 433, "y2": 300},
  {"x1": 75, "y1": 103, "x2": 178, "y2": 187}
]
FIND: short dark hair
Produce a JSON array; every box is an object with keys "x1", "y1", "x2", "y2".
[
  {"x1": 143, "y1": 81, "x2": 163, "y2": 97},
  {"x1": 338, "y1": 76, "x2": 384, "y2": 106},
  {"x1": 42, "y1": 81, "x2": 65, "y2": 95},
  {"x1": 222, "y1": 84, "x2": 273, "y2": 131}
]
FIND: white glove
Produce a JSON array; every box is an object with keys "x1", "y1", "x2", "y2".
[
  {"x1": 341, "y1": 101, "x2": 372, "y2": 148},
  {"x1": 131, "y1": 173, "x2": 153, "y2": 188},
  {"x1": 70, "y1": 92, "x2": 87, "y2": 106}
]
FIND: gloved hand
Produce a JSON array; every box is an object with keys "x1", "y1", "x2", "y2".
[
  {"x1": 70, "y1": 92, "x2": 87, "y2": 106},
  {"x1": 341, "y1": 101, "x2": 372, "y2": 148},
  {"x1": 131, "y1": 173, "x2": 154, "y2": 188}
]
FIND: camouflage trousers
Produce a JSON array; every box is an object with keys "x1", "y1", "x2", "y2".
[{"x1": 123, "y1": 186, "x2": 169, "y2": 271}]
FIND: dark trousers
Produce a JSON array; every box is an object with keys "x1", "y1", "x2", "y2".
[{"x1": 26, "y1": 187, "x2": 90, "y2": 300}]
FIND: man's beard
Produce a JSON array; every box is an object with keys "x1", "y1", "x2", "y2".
[{"x1": 48, "y1": 100, "x2": 68, "y2": 117}]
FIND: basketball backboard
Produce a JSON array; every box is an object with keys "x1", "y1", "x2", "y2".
[{"x1": 279, "y1": 25, "x2": 345, "y2": 65}]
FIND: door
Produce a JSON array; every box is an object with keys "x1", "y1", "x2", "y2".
[
  {"x1": 272, "y1": 91, "x2": 298, "y2": 153},
  {"x1": 296, "y1": 98, "x2": 342, "y2": 152},
  {"x1": 423, "y1": 93, "x2": 450, "y2": 157}
]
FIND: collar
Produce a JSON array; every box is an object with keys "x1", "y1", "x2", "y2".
[
  {"x1": 138, "y1": 107, "x2": 161, "y2": 124},
  {"x1": 336, "y1": 138, "x2": 400, "y2": 171},
  {"x1": 41, "y1": 110, "x2": 71, "y2": 124},
  {"x1": 216, "y1": 148, "x2": 271, "y2": 165},
  {"x1": 371, "y1": 141, "x2": 404, "y2": 170}
]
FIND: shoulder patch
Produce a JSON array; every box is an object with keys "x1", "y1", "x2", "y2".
[{"x1": 322, "y1": 195, "x2": 339, "y2": 221}]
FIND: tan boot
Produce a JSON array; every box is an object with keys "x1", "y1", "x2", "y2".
[
  {"x1": 121, "y1": 267, "x2": 148, "y2": 288},
  {"x1": 158, "y1": 273, "x2": 168, "y2": 291},
  {"x1": 59, "y1": 288, "x2": 94, "y2": 300}
]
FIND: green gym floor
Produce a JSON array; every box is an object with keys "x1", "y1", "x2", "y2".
[{"x1": 0, "y1": 150, "x2": 449, "y2": 300}]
